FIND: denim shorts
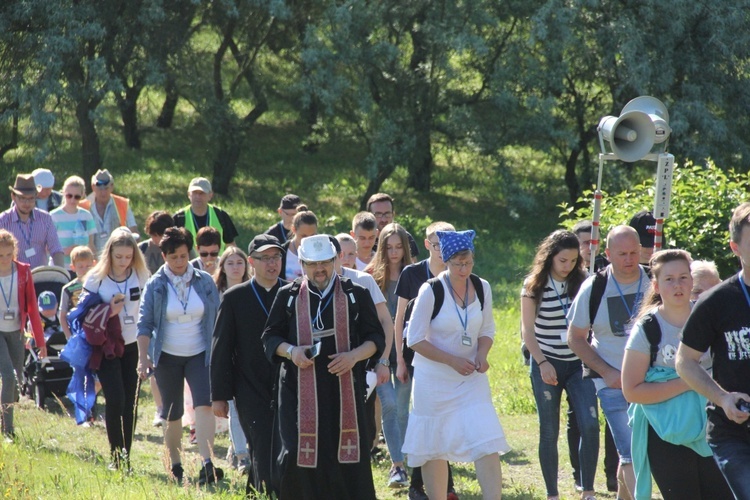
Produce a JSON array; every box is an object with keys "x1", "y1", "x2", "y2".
[{"x1": 597, "y1": 386, "x2": 632, "y2": 464}]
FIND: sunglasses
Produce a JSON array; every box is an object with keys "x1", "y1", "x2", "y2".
[
  {"x1": 65, "y1": 193, "x2": 83, "y2": 200},
  {"x1": 199, "y1": 251, "x2": 220, "y2": 258},
  {"x1": 95, "y1": 180, "x2": 110, "y2": 187}
]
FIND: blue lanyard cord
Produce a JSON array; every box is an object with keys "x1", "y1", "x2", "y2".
[
  {"x1": 549, "y1": 276, "x2": 569, "y2": 328},
  {"x1": 191, "y1": 208, "x2": 210, "y2": 231},
  {"x1": 251, "y1": 278, "x2": 282, "y2": 317},
  {"x1": 0, "y1": 266, "x2": 15, "y2": 310},
  {"x1": 739, "y1": 272, "x2": 750, "y2": 309},
  {"x1": 612, "y1": 268, "x2": 643, "y2": 320},
  {"x1": 278, "y1": 222, "x2": 288, "y2": 241},
  {"x1": 111, "y1": 271, "x2": 131, "y2": 314},
  {"x1": 167, "y1": 279, "x2": 193, "y2": 315},
  {"x1": 445, "y1": 277, "x2": 469, "y2": 333},
  {"x1": 17, "y1": 218, "x2": 33, "y2": 248}
]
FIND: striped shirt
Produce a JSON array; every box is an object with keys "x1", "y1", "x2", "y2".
[
  {"x1": 528, "y1": 276, "x2": 577, "y2": 361},
  {"x1": 0, "y1": 208, "x2": 63, "y2": 269},
  {"x1": 50, "y1": 207, "x2": 96, "y2": 268}
]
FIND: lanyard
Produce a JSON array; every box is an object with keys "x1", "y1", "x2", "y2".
[
  {"x1": 278, "y1": 222, "x2": 288, "y2": 241},
  {"x1": 191, "y1": 208, "x2": 210, "y2": 231},
  {"x1": 167, "y1": 279, "x2": 193, "y2": 315},
  {"x1": 550, "y1": 276, "x2": 569, "y2": 328},
  {"x1": 17, "y1": 217, "x2": 33, "y2": 248},
  {"x1": 612, "y1": 268, "x2": 643, "y2": 320},
  {"x1": 112, "y1": 271, "x2": 131, "y2": 314},
  {"x1": 308, "y1": 287, "x2": 335, "y2": 331},
  {"x1": 445, "y1": 277, "x2": 469, "y2": 333},
  {"x1": 0, "y1": 266, "x2": 14, "y2": 310},
  {"x1": 251, "y1": 278, "x2": 281, "y2": 317},
  {"x1": 739, "y1": 272, "x2": 750, "y2": 309}
]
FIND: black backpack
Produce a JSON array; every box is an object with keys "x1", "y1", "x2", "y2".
[
  {"x1": 639, "y1": 312, "x2": 662, "y2": 367},
  {"x1": 401, "y1": 274, "x2": 485, "y2": 364}
]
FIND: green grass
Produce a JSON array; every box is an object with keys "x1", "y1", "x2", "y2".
[{"x1": 0, "y1": 99, "x2": 662, "y2": 498}]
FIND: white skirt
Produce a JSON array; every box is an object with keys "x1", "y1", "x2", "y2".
[{"x1": 402, "y1": 357, "x2": 511, "y2": 467}]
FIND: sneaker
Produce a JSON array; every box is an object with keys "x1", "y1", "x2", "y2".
[
  {"x1": 189, "y1": 428, "x2": 197, "y2": 445},
  {"x1": 198, "y1": 461, "x2": 224, "y2": 486},
  {"x1": 388, "y1": 466, "x2": 409, "y2": 488},
  {"x1": 447, "y1": 491, "x2": 460, "y2": 500},
  {"x1": 408, "y1": 485, "x2": 429, "y2": 500},
  {"x1": 237, "y1": 457, "x2": 251, "y2": 475},
  {"x1": 3, "y1": 431, "x2": 15, "y2": 444},
  {"x1": 152, "y1": 412, "x2": 165, "y2": 428},
  {"x1": 171, "y1": 463, "x2": 184, "y2": 483}
]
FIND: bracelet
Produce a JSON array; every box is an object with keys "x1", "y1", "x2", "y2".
[{"x1": 538, "y1": 359, "x2": 549, "y2": 366}]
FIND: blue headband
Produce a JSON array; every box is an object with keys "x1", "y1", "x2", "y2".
[{"x1": 437, "y1": 230, "x2": 476, "y2": 262}]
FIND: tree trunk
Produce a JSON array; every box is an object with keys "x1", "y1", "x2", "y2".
[
  {"x1": 75, "y1": 100, "x2": 102, "y2": 180},
  {"x1": 156, "y1": 75, "x2": 179, "y2": 129},
  {"x1": 0, "y1": 105, "x2": 19, "y2": 160},
  {"x1": 406, "y1": 121, "x2": 434, "y2": 192},
  {"x1": 211, "y1": 121, "x2": 243, "y2": 195},
  {"x1": 564, "y1": 146, "x2": 581, "y2": 204},
  {"x1": 117, "y1": 85, "x2": 142, "y2": 149},
  {"x1": 360, "y1": 163, "x2": 397, "y2": 210}
]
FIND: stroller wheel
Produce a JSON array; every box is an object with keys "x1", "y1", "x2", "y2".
[{"x1": 34, "y1": 384, "x2": 46, "y2": 410}]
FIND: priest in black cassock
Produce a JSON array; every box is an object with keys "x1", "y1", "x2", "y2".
[
  {"x1": 211, "y1": 234, "x2": 287, "y2": 496},
  {"x1": 262, "y1": 234, "x2": 385, "y2": 500}
]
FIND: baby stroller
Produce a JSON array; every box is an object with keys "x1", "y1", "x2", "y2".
[{"x1": 21, "y1": 266, "x2": 73, "y2": 409}]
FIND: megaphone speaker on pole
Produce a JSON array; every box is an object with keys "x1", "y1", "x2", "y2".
[{"x1": 599, "y1": 111, "x2": 656, "y2": 162}]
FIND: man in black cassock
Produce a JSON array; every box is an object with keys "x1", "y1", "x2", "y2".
[
  {"x1": 211, "y1": 234, "x2": 286, "y2": 495},
  {"x1": 262, "y1": 234, "x2": 384, "y2": 500}
]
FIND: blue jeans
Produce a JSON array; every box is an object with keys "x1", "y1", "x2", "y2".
[
  {"x1": 531, "y1": 357, "x2": 599, "y2": 495},
  {"x1": 707, "y1": 418, "x2": 750, "y2": 499},
  {"x1": 597, "y1": 386, "x2": 632, "y2": 464},
  {"x1": 376, "y1": 364, "x2": 411, "y2": 463}
]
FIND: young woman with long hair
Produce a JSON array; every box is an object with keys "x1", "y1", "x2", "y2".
[
  {"x1": 83, "y1": 227, "x2": 150, "y2": 469},
  {"x1": 622, "y1": 250, "x2": 731, "y2": 499},
  {"x1": 214, "y1": 246, "x2": 250, "y2": 295},
  {"x1": 364, "y1": 223, "x2": 412, "y2": 487},
  {"x1": 521, "y1": 229, "x2": 599, "y2": 500}
]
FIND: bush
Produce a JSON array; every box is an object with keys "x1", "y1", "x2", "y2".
[{"x1": 559, "y1": 160, "x2": 749, "y2": 278}]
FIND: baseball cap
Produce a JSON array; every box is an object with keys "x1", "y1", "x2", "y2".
[
  {"x1": 188, "y1": 177, "x2": 212, "y2": 193},
  {"x1": 629, "y1": 210, "x2": 659, "y2": 248},
  {"x1": 248, "y1": 234, "x2": 284, "y2": 255},
  {"x1": 279, "y1": 194, "x2": 301, "y2": 210},
  {"x1": 38, "y1": 291, "x2": 58, "y2": 312},
  {"x1": 32, "y1": 168, "x2": 55, "y2": 189}
]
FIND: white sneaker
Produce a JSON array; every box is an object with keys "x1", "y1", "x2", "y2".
[{"x1": 152, "y1": 413, "x2": 165, "y2": 427}]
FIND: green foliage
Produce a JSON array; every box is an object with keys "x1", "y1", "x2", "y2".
[{"x1": 560, "y1": 160, "x2": 749, "y2": 278}]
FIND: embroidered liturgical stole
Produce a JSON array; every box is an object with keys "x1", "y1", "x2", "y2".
[{"x1": 295, "y1": 276, "x2": 360, "y2": 467}]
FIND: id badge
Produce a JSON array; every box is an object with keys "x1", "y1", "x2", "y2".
[
  {"x1": 3, "y1": 310, "x2": 15, "y2": 321},
  {"x1": 123, "y1": 315, "x2": 135, "y2": 325},
  {"x1": 99, "y1": 232, "x2": 108, "y2": 239},
  {"x1": 177, "y1": 314, "x2": 192, "y2": 324},
  {"x1": 461, "y1": 334, "x2": 472, "y2": 346},
  {"x1": 25, "y1": 247, "x2": 36, "y2": 258}
]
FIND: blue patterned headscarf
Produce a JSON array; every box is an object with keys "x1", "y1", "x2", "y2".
[{"x1": 437, "y1": 230, "x2": 476, "y2": 262}]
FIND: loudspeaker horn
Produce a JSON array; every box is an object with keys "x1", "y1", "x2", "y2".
[
  {"x1": 599, "y1": 110, "x2": 656, "y2": 162},
  {"x1": 621, "y1": 96, "x2": 671, "y2": 144}
]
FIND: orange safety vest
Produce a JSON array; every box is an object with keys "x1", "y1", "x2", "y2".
[{"x1": 80, "y1": 194, "x2": 130, "y2": 227}]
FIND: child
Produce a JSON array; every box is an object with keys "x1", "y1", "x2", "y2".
[
  {"x1": 350, "y1": 211, "x2": 379, "y2": 270},
  {"x1": 138, "y1": 211, "x2": 174, "y2": 274},
  {"x1": 190, "y1": 226, "x2": 221, "y2": 274},
  {"x1": 37, "y1": 291, "x2": 60, "y2": 334},
  {"x1": 60, "y1": 246, "x2": 95, "y2": 340}
]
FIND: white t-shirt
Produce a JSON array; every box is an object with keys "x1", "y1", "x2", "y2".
[
  {"x1": 0, "y1": 271, "x2": 20, "y2": 332},
  {"x1": 341, "y1": 267, "x2": 386, "y2": 305},
  {"x1": 285, "y1": 250, "x2": 303, "y2": 281},
  {"x1": 162, "y1": 284, "x2": 205, "y2": 357},
  {"x1": 85, "y1": 271, "x2": 146, "y2": 344}
]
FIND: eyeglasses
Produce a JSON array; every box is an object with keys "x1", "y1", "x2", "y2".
[
  {"x1": 15, "y1": 195, "x2": 36, "y2": 203},
  {"x1": 447, "y1": 260, "x2": 474, "y2": 270},
  {"x1": 254, "y1": 254, "x2": 282, "y2": 264},
  {"x1": 373, "y1": 211, "x2": 393, "y2": 219},
  {"x1": 303, "y1": 258, "x2": 335, "y2": 268},
  {"x1": 428, "y1": 240, "x2": 440, "y2": 251},
  {"x1": 199, "y1": 251, "x2": 220, "y2": 258},
  {"x1": 95, "y1": 180, "x2": 110, "y2": 188},
  {"x1": 65, "y1": 193, "x2": 83, "y2": 200}
]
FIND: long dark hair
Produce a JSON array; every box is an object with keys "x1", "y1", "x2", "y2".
[
  {"x1": 365, "y1": 223, "x2": 411, "y2": 292},
  {"x1": 524, "y1": 230, "x2": 585, "y2": 304},
  {"x1": 634, "y1": 249, "x2": 692, "y2": 322}
]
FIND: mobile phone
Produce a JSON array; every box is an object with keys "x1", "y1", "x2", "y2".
[{"x1": 305, "y1": 342, "x2": 322, "y2": 359}]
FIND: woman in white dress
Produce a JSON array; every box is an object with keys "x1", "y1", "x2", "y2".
[{"x1": 402, "y1": 229, "x2": 509, "y2": 500}]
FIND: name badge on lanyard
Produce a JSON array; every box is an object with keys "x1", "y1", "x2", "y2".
[
  {"x1": 3, "y1": 310, "x2": 15, "y2": 321},
  {"x1": 25, "y1": 248, "x2": 36, "y2": 258},
  {"x1": 461, "y1": 334, "x2": 472, "y2": 346},
  {"x1": 123, "y1": 315, "x2": 135, "y2": 325},
  {"x1": 177, "y1": 314, "x2": 192, "y2": 324}
]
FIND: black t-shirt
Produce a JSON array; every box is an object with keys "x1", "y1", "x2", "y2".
[
  {"x1": 173, "y1": 205, "x2": 239, "y2": 244},
  {"x1": 682, "y1": 273, "x2": 750, "y2": 428},
  {"x1": 395, "y1": 259, "x2": 433, "y2": 301},
  {"x1": 264, "y1": 222, "x2": 290, "y2": 243}
]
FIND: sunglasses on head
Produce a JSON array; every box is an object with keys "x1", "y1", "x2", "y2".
[
  {"x1": 95, "y1": 180, "x2": 110, "y2": 187},
  {"x1": 199, "y1": 251, "x2": 220, "y2": 258},
  {"x1": 65, "y1": 193, "x2": 83, "y2": 200}
]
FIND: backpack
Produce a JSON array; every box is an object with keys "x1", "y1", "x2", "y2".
[
  {"x1": 639, "y1": 312, "x2": 662, "y2": 367},
  {"x1": 402, "y1": 274, "x2": 485, "y2": 363}
]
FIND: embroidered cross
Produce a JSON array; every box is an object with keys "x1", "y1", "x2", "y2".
[
  {"x1": 300, "y1": 442, "x2": 315, "y2": 459},
  {"x1": 342, "y1": 439, "x2": 357, "y2": 455}
]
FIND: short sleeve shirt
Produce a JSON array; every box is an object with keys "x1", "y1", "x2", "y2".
[{"x1": 395, "y1": 260, "x2": 432, "y2": 301}]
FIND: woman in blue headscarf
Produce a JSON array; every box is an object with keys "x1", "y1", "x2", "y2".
[{"x1": 402, "y1": 230, "x2": 510, "y2": 500}]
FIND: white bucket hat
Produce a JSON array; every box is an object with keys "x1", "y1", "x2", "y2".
[{"x1": 298, "y1": 234, "x2": 336, "y2": 263}]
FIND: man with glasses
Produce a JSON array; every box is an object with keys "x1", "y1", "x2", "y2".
[
  {"x1": 265, "y1": 194, "x2": 301, "y2": 243},
  {"x1": 212, "y1": 233, "x2": 287, "y2": 496},
  {"x1": 366, "y1": 192, "x2": 420, "y2": 260},
  {"x1": 79, "y1": 169, "x2": 138, "y2": 257},
  {"x1": 0, "y1": 174, "x2": 64, "y2": 268},
  {"x1": 262, "y1": 234, "x2": 385, "y2": 499},
  {"x1": 173, "y1": 177, "x2": 238, "y2": 254},
  {"x1": 392, "y1": 221, "x2": 457, "y2": 500}
]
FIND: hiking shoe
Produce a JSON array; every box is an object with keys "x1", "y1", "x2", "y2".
[
  {"x1": 171, "y1": 463, "x2": 184, "y2": 483},
  {"x1": 152, "y1": 412, "x2": 165, "y2": 428},
  {"x1": 388, "y1": 466, "x2": 409, "y2": 488},
  {"x1": 198, "y1": 461, "x2": 224, "y2": 485},
  {"x1": 408, "y1": 485, "x2": 429, "y2": 500}
]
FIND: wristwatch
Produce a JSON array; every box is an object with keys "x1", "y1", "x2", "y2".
[
  {"x1": 285, "y1": 345, "x2": 295, "y2": 359},
  {"x1": 377, "y1": 358, "x2": 390, "y2": 367}
]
